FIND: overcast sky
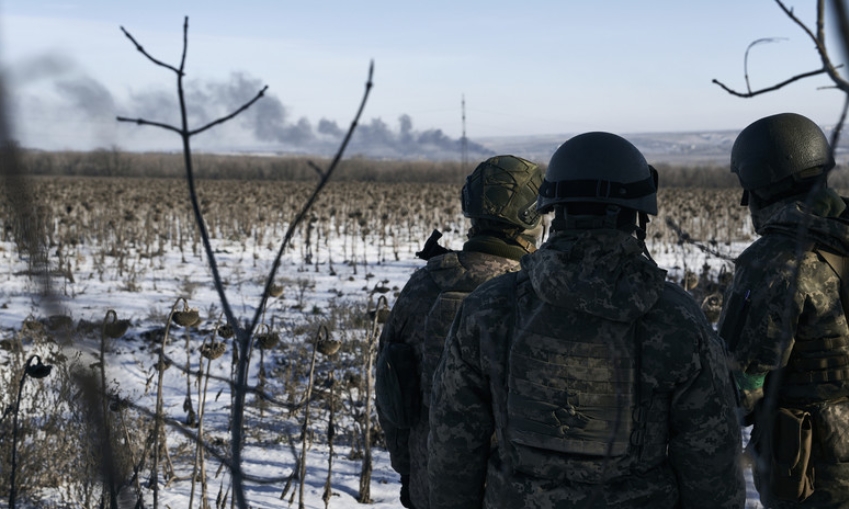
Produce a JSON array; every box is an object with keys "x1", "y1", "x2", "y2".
[{"x1": 2, "y1": 1, "x2": 848, "y2": 155}]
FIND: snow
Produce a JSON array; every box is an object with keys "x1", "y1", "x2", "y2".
[{"x1": 0, "y1": 203, "x2": 764, "y2": 508}]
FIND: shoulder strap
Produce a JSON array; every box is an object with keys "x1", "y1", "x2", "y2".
[
  {"x1": 814, "y1": 247, "x2": 849, "y2": 320},
  {"x1": 629, "y1": 315, "x2": 648, "y2": 454}
]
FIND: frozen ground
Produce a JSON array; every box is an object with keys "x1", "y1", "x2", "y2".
[{"x1": 0, "y1": 213, "x2": 763, "y2": 508}]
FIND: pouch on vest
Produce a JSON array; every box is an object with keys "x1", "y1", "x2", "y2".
[
  {"x1": 755, "y1": 407, "x2": 815, "y2": 503},
  {"x1": 812, "y1": 397, "x2": 849, "y2": 462},
  {"x1": 375, "y1": 342, "x2": 420, "y2": 429}
]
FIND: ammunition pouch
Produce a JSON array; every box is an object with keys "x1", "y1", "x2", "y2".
[
  {"x1": 753, "y1": 406, "x2": 815, "y2": 503},
  {"x1": 375, "y1": 342, "x2": 420, "y2": 429}
]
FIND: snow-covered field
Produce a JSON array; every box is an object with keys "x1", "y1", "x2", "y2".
[{"x1": 0, "y1": 182, "x2": 763, "y2": 509}]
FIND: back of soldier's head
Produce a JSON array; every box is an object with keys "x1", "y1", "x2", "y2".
[
  {"x1": 537, "y1": 132, "x2": 658, "y2": 237},
  {"x1": 462, "y1": 155, "x2": 543, "y2": 239},
  {"x1": 731, "y1": 112, "x2": 833, "y2": 208}
]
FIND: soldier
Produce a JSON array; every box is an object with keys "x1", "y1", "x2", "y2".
[
  {"x1": 718, "y1": 112, "x2": 849, "y2": 508},
  {"x1": 375, "y1": 155, "x2": 544, "y2": 509},
  {"x1": 428, "y1": 132, "x2": 745, "y2": 509}
]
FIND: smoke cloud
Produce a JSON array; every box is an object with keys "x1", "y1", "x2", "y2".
[
  {"x1": 59, "y1": 70, "x2": 492, "y2": 160},
  {"x1": 8, "y1": 58, "x2": 494, "y2": 159}
]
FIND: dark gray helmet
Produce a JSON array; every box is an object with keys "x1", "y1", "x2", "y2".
[
  {"x1": 731, "y1": 112, "x2": 833, "y2": 193},
  {"x1": 462, "y1": 155, "x2": 543, "y2": 230},
  {"x1": 537, "y1": 132, "x2": 658, "y2": 215}
]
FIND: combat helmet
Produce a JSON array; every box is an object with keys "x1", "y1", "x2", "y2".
[
  {"x1": 731, "y1": 112, "x2": 834, "y2": 205},
  {"x1": 538, "y1": 131, "x2": 658, "y2": 219},
  {"x1": 462, "y1": 155, "x2": 543, "y2": 230}
]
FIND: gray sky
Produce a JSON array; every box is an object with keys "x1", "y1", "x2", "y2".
[{"x1": 2, "y1": 0, "x2": 848, "y2": 155}]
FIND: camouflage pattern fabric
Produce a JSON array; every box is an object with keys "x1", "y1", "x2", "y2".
[
  {"x1": 375, "y1": 237, "x2": 524, "y2": 509},
  {"x1": 718, "y1": 193, "x2": 849, "y2": 508},
  {"x1": 429, "y1": 228, "x2": 745, "y2": 509}
]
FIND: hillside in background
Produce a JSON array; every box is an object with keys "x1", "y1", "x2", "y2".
[{"x1": 476, "y1": 128, "x2": 849, "y2": 167}]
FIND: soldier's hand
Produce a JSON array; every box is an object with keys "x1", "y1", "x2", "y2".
[{"x1": 400, "y1": 474, "x2": 415, "y2": 508}]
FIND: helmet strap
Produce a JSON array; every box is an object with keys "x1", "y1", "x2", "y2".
[
  {"x1": 750, "y1": 173, "x2": 825, "y2": 208},
  {"x1": 636, "y1": 212, "x2": 649, "y2": 241}
]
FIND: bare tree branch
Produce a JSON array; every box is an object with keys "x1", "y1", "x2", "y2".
[
  {"x1": 115, "y1": 18, "x2": 378, "y2": 509},
  {"x1": 248, "y1": 59, "x2": 374, "y2": 336},
  {"x1": 179, "y1": 17, "x2": 189, "y2": 75},
  {"x1": 712, "y1": 68, "x2": 831, "y2": 97},
  {"x1": 664, "y1": 217, "x2": 738, "y2": 262},
  {"x1": 831, "y1": 94, "x2": 849, "y2": 156},
  {"x1": 745, "y1": 38, "x2": 788, "y2": 93},
  {"x1": 307, "y1": 161, "x2": 326, "y2": 179},
  {"x1": 834, "y1": 0, "x2": 849, "y2": 61},
  {"x1": 119, "y1": 26, "x2": 183, "y2": 75},
  {"x1": 189, "y1": 86, "x2": 268, "y2": 136},
  {"x1": 775, "y1": 0, "x2": 849, "y2": 91},
  {"x1": 115, "y1": 116, "x2": 182, "y2": 134},
  {"x1": 714, "y1": 0, "x2": 848, "y2": 97},
  {"x1": 230, "y1": 60, "x2": 374, "y2": 508}
]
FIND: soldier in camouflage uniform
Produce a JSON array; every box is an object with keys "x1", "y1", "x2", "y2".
[
  {"x1": 375, "y1": 155, "x2": 544, "y2": 509},
  {"x1": 428, "y1": 132, "x2": 745, "y2": 509},
  {"x1": 718, "y1": 112, "x2": 849, "y2": 508}
]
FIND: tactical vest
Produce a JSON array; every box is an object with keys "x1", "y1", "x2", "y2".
[
  {"x1": 420, "y1": 251, "x2": 516, "y2": 409},
  {"x1": 503, "y1": 272, "x2": 664, "y2": 484},
  {"x1": 784, "y1": 246, "x2": 849, "y2": 388},
  {"x1": 420, "y1": 290, "x2": 467, "y2": 408}
]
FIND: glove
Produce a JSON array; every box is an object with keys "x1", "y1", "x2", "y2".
[{"x1": 400, "y1": 474, "x2": 415, "y2": 509}]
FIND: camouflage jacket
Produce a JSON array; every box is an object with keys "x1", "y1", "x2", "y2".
[
  {"x1": 375, "y1": 236, "x2": 524, "y2": 509},
  {"x1": 428, "y1": 229, "x2": 745, "y2": 509},
  {"x1": 718, "y1": 195, "x2": 849, "y2": 407}
]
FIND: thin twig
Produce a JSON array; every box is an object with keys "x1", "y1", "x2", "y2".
[
  {"x1": 712, "y1": 68, "x2": 831, "y2": 97},
  {"x1": 119, "y1": 26, "x2": 183, "y2": 75},
  {"x1": 744, "y1": 38, "x2": 788, "y2": 94},
  {"x1": 116, "y1": 117, "x2": 182, "y2": 134},
  {"x1": 190, "y1": 86, "x2": 268, "y2": 136},
  {"x1": 664, "y1": 217, "x2": 738, "y2": 262}
]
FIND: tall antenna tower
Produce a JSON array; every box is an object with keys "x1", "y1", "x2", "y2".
[{"x1": 461, "y1": 94, "x2": 468, "y2": 171}]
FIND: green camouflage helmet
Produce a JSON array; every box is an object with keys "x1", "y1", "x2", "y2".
[
  {"x1": 537, "y1": 132, "x2": 658, "y2": 215},
  {"x1": 461, "y1": 155, "x2": 543, "y2": 230},
  {"x1": 731, "y1": 112, "x2": 834, "y2": 192}
]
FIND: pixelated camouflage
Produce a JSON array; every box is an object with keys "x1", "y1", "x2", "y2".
[
  {"x1": 719, "y1": 192, "x2": 849, "y2": 508},
  {"x1": 375, "y1": 238, "x2": 524, "y2": 509},
  {"x1": 429, "y1": 228, "x2": 745, "y2": 509}
]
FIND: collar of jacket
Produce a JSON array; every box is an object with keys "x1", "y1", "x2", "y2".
[{"x1": 463, "y1": 235, "x2": 529, "y2": 261}]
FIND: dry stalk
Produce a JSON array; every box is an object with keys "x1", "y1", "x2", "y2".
[
  {"x1": 8, "y1": 355, "x2": 53, "y2": 509},
  {"x1": 297, "y1": 325, "x2": 328, "y2": 509},
  {"x1": 151, "y1": 296, "x2": 189, "y2": 507},
  {"x1": 357, "y1": 295, "x2": 386, "y2": 503},
  {"x1": 322, "y1": 372, "x2": 337, "y2": 509}
]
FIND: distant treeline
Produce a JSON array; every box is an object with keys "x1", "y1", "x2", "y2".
[{"x1": 15, "y1": 147, "x2": 849, "y2": 188}]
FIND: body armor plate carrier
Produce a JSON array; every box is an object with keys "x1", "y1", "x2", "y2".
[{"x1": 505, "y1": 273, "x2": 645, "y2": 484}]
